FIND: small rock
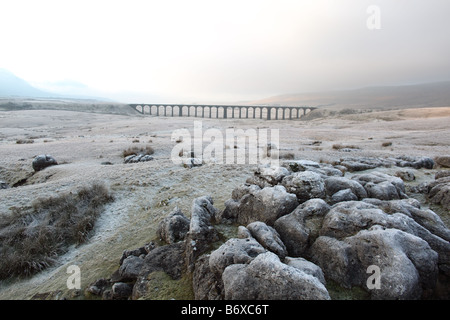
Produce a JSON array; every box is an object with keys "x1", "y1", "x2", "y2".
[
  {"x1": 112, "y1": 282, "x2": 133, "y2": 300},
  {"x1": 395, "y1": 170, "x2": 415, "y2": 181},
  {"x1": 32, "y1": 154, "x2": 58, "y2": 172},
  {"x1": 331, "y1": 188, "x2": 358, "y2": 204},
  {"x1": 183, "y1": 157, "x2": 203, "y2": 168},
  {"x1": 0, "y1": 181, "x2": 9, "y2": 189},
  {"x1": 86, "y1": 278, "x2": 110, "y2": 296}
]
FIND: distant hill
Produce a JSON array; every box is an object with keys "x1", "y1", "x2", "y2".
[
  {"x1": 0, "y1": 69, "x2": 56, "y2": 98},
  {"x1": 246, "y1": 81, "x2": 450, "y2": 110}
]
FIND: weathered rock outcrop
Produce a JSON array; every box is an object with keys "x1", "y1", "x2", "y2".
[{"x1": 311, "y1": 226, "x2": 438, "y2": 299}]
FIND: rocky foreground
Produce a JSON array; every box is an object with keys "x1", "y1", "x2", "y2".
[{"x1": 85, "y1": 155, "x2": 450, "y2": 300}]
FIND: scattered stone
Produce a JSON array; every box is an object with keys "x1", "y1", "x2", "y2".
[
  {"x1": 282, "y1": 160, "x2": 320, "y2": 172},
  {"x1": 182, "y1": 157, "x2": 203, "y2": 168},
  {"x1": 0, "y1": 180, "x2": 9, "y2": 189},
  {"x1": 331, "y1": 188, "x2": 358, "y2": 204},
  {"x1": 124, "y1": 154, "x2": 154, "y2": 163},
  {"x1": 32, "y1": 154, "x2": 58, "y2": 171}
]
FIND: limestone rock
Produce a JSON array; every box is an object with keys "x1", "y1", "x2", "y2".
[{"x1": 222, "y1": 252, "x2": 330, "y2": 300}]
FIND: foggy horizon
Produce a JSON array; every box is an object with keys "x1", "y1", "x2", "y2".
[{"x1": 1, "y1": 0, "x2": 450, "y2": 104}]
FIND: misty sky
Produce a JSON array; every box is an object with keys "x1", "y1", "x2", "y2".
[{"x1": 1, "y1": 0, "x2": 449, "y2": 103}]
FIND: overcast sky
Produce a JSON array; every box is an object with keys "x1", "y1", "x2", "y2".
[{"x1": 1, "y1": 0, "x2": 449, "y2": 103}]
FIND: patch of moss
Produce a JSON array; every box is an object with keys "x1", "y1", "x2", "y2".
[
  {"x1": 140, "y1": 271, "x2": 194, "y2": 300},
  {"x1": 326, "y1": 279, "x2": 370, "y2": 300}
]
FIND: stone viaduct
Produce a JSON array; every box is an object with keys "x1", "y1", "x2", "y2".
[{"x1": 129, "y1": 104, "x2": 316, "y2": 120}]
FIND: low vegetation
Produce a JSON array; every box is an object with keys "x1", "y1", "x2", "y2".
[
  {"x1": 0, "y1": 183, "x2": 114, "y2": 280},
  {"x1": 122, "y1": 145, "x2": 154, "y2": 158},
  {"x1": 332, "y1": 144, "x2": 361, "y2": 150}
]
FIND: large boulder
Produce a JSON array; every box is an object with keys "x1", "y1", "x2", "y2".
[
  {"x1": 157, "y1": 207, "x2": 190, "y2": 244},
  {"x1": 32, "y1": 154, "x2": 58, "y2": 172},
  {"x1": 274, "y1": 199, "x2": 330, "y2": 257},
  {"x1": 281, "y1": 171, "x2": 326, "y2": 203},
  {"x1": 222, "y1": 185, "x2": 298, "y2": 226},
  {"x1": 311, "y1": 226, "x2": 439, "y2": 299},
  {"x1": 222, "y1": 252, "x2": 330, "y2": 300}
]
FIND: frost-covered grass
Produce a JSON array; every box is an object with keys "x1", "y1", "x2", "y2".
[{"x1": 0, "y1": 183, "x2": 114, "y2": 279}]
